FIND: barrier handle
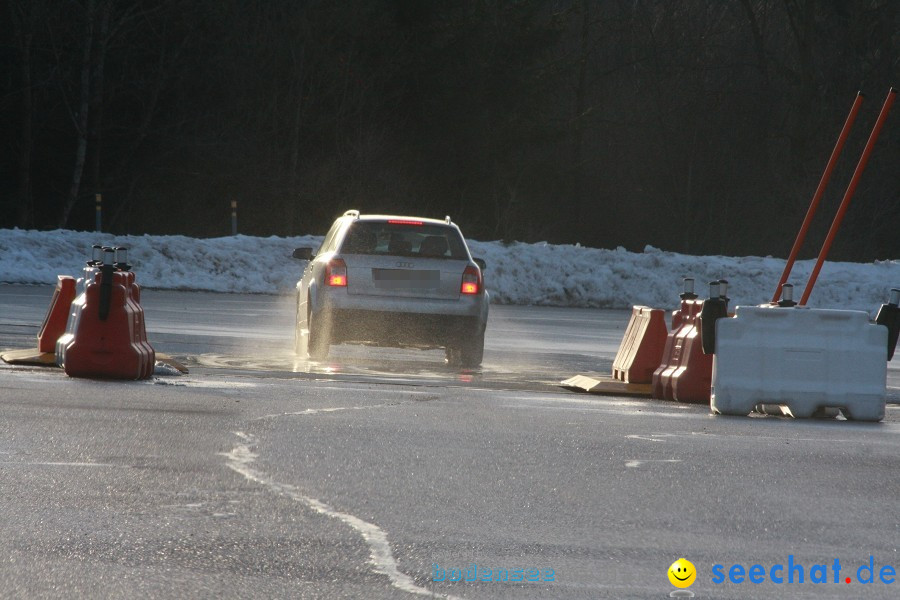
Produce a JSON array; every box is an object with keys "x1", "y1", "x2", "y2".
[
  {"x1": 772, "y1": 92, "x2": 864, "y2": 303},
  {"x1": 699, "y1": 300, "x2": 727, "y2": 355},
  {"x1": 98, "y1": 264, "x2": 114, "y2": 321},
  {"x1": 876, "y1": 288, "x2": 900, "y2": 361},
  {"x1": 699, "y1": 281, "x2": 728, "y2": 354},
  {"x1": 800, "y1": 88, "x2": 897, "y2": 306}
]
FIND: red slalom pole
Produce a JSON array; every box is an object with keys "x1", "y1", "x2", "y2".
[
  {"x1": 800, "y1": 88, "x2": 897, "y2": 305},
  {"x1": 771, "y1": 92, "x2": 864, "y2": 303}
]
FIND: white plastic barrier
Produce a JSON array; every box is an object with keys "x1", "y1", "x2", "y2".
[{"x1": 711, "y1": 305, "x2": 887, "y2": 421}]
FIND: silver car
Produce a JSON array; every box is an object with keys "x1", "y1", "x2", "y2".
[{"x1": 292, "y1": 211, "x2": 490, "y2": 366}]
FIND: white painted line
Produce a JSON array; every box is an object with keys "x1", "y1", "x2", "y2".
[
  {"x1": 252, "y1": 398, "x2": 431, "y2": 421},
  {"x1": 0, "y1": 461, "x2": 120, "y2": 467},
  {"x1": 625, "y1": 459, "x2": 682, "y2": 468},
  {"x1": 222, "y1": 432, "x2": 459, "y2": 599},
  {"x1": 646, "y1": 431, "x2": 863, "y2": 444},
  {"x1": 180, "y1": 380, "x2": 259, "y2": 389},
  {"x1": 500, "y1": 404, "x2": 698, "y2": 419},
  {"x1": 253, "y1": 406, "x2": 356, "y2": 421}
]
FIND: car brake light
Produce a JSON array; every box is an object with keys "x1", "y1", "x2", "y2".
[
  {"x1": 326, "y1": 258, "x2": 347, "y2": 287},
  {"x1": 387, "y1": 219, "x2": 423, "y2": 226},
  {"x1": 460, "y1": 265, "x2": 481, "y2": 295}
]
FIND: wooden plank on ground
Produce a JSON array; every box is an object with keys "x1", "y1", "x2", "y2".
[
  {"x1": 1, "y1": 348, "x2": 188, "y2": 374},
  {"x1": 0, "y1": 348, "x2": 55, "y2": 366},
  {"x1": 560, "y1": 374, "x2": 653, "y2": 397}
]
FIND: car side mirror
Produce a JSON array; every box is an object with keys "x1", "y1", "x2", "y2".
[
  {"x1": 473, "y1": 258, "x2": 486, "y2": 272},
  {"x1": 292, "y1": 247, "x2": 313, "y2": 260}
]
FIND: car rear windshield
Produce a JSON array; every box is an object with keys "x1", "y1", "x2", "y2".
[{"x1": 339, "y1": 221, "x2": 469, "y2": 259}]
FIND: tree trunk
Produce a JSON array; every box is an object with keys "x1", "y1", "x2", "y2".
[
  {"x1": 109, "y1": 25, "x2": 182, "y2": 230},
  {"x1": 739, "y1": 0, "x2": 771, "y2": 87},
  {"x1": 59, "y1": 0, "x2": 96, "y2": 229},
  {"x1": 571, "y1": 0, "x2": 591, "y2": 239},
  {"x1": 88, "y1": 0, "x2": 111, "y2": 217},
  {"x1": 9, "y1": 0, "x2": 35, "y2": 228},
  {"x1": 782, "y1": 0, "x2": 818, "y2": 176}
]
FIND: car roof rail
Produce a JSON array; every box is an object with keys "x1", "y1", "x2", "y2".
[
  {"x1": 445, "y1": 215, "x2": 452, "y2": 224},
  {"x1": 343, "y1": 209, "x2": 360, "y2": 219}
]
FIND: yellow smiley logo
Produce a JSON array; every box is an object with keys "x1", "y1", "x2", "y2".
[{"x1": 668, "y1": 558, "x2": 696, "y2": 588}]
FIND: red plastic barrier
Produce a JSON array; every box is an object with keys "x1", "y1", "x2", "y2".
[
  {"x1": 61, "y1": 270, "x2": 155, "y2": 380},
  {"x1": 124, "y1": 271, "x2": 155, "y2": 379},
  {"x1": 37, "y1": 275, "x2": 77, "y2": 353},
  {"x1": 651, "y1": 298, "x2": 713, "y2": 404},
  {"x1": 55, "y1": 268, "x2": 94, "y2": 367},
  {"x1": 612, "y1": 306, "x2": 668, "y2": 383}
]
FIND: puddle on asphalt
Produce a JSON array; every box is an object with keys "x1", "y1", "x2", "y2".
[{"x1": 180, "y1": 344, "x2": 569, "y2": 391}]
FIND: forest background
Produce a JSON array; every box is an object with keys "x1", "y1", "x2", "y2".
[{"x1": 2, "y1": 0, "x2": 899, "y2": 261}]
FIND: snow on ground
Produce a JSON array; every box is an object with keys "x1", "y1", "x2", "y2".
[{"x1": 1, "y1": 228, "x2": 898, "y2": 313}]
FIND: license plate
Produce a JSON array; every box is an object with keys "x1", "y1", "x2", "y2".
[{"x1": 372, "y1": 269, "x2": 440, "y2": 289}]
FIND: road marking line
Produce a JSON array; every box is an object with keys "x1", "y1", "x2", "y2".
[
  {"x1": 625, "y1": 435, "x2": 668, "y2": 442},
  {"x1": 252, "y1": 397, "x2": 440, "y2": 421},
  {"x1": 222, "y1": 432, "x2": 459, "y2": 600},
  {"x1": 253, "y1": 403, "x2": 395, "y2": 421},
  {"x1": 253, "y1": 406, "x2": 364, "y2": 420},
  {"x1": 625, "y1": 459, "x2": 681, "y2": 468},
  {"x1": 0, "y1": 461, "x2": 119, "y2": 467}
]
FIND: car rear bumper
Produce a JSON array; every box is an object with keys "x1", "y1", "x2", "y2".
[
  {"x1": 327, "y1": 309, "x2": 484, "y2": 347},
  {"x1": 324, "y1": 287, "x2": 486, "y2": 313},
  {"x1": 313, "y1": 288, "x2": 488, "y2": 348}
]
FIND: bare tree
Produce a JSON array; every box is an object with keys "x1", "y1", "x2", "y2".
[
  {"x1": 6, "y1": 0, "x2": 49, "y2": 228},
  {"x1": 59, "y1": 0, "x2": 97, "y2": 228}
]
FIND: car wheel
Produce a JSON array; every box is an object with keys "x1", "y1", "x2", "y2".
[
  {"x1": 308, "y1": 308, "x2": 331, "y2": 360},
  {"x1": 446, "y1": 330, "x2": 484, "y2": 368}
]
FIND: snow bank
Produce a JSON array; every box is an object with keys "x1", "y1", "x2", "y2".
[{"x1": 1, "y1": 228, "x2": 897, "y2": 313}]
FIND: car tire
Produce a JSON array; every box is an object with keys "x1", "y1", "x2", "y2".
[
  {"x1": 307, "y1": 308, "x2": 331, "y2": 360},
  {"x1": 446, "y1": 330, "x2": 484, "y2": 368}
]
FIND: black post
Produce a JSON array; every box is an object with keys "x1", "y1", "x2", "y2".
[{"x1": 98, "y1": 247, "x2": 115, "y2": 321}]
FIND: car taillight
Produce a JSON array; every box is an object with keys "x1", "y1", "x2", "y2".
[
  {"x1": 326, "y1": 258, "x2": 347, "y2": 287},
  {"x1": 387, "y1": 219, "x2": 423, "y2": 226},
  {"x1": 460, "y1": 265, "x2": 481, "y2": 295}
]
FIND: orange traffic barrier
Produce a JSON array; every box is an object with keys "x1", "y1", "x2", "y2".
[
  {"x1": 55, "y1": 276, "x2": 90, "y2": 367},
  {"x1": 123, "y1": 270, "x2": 155, "y2": 379},
  {"x1": 612, "y1": 306, "x2": 667, "y2": 383},
  {"x1": 651, "y1": 298, "x2": 713, "y2": 404},
  {"x1": 60, "y1": 248, "x2": 155, "y2": 380},
  {"x1": 37, "y1": 276, "x2": 77, "y2": 353}
]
